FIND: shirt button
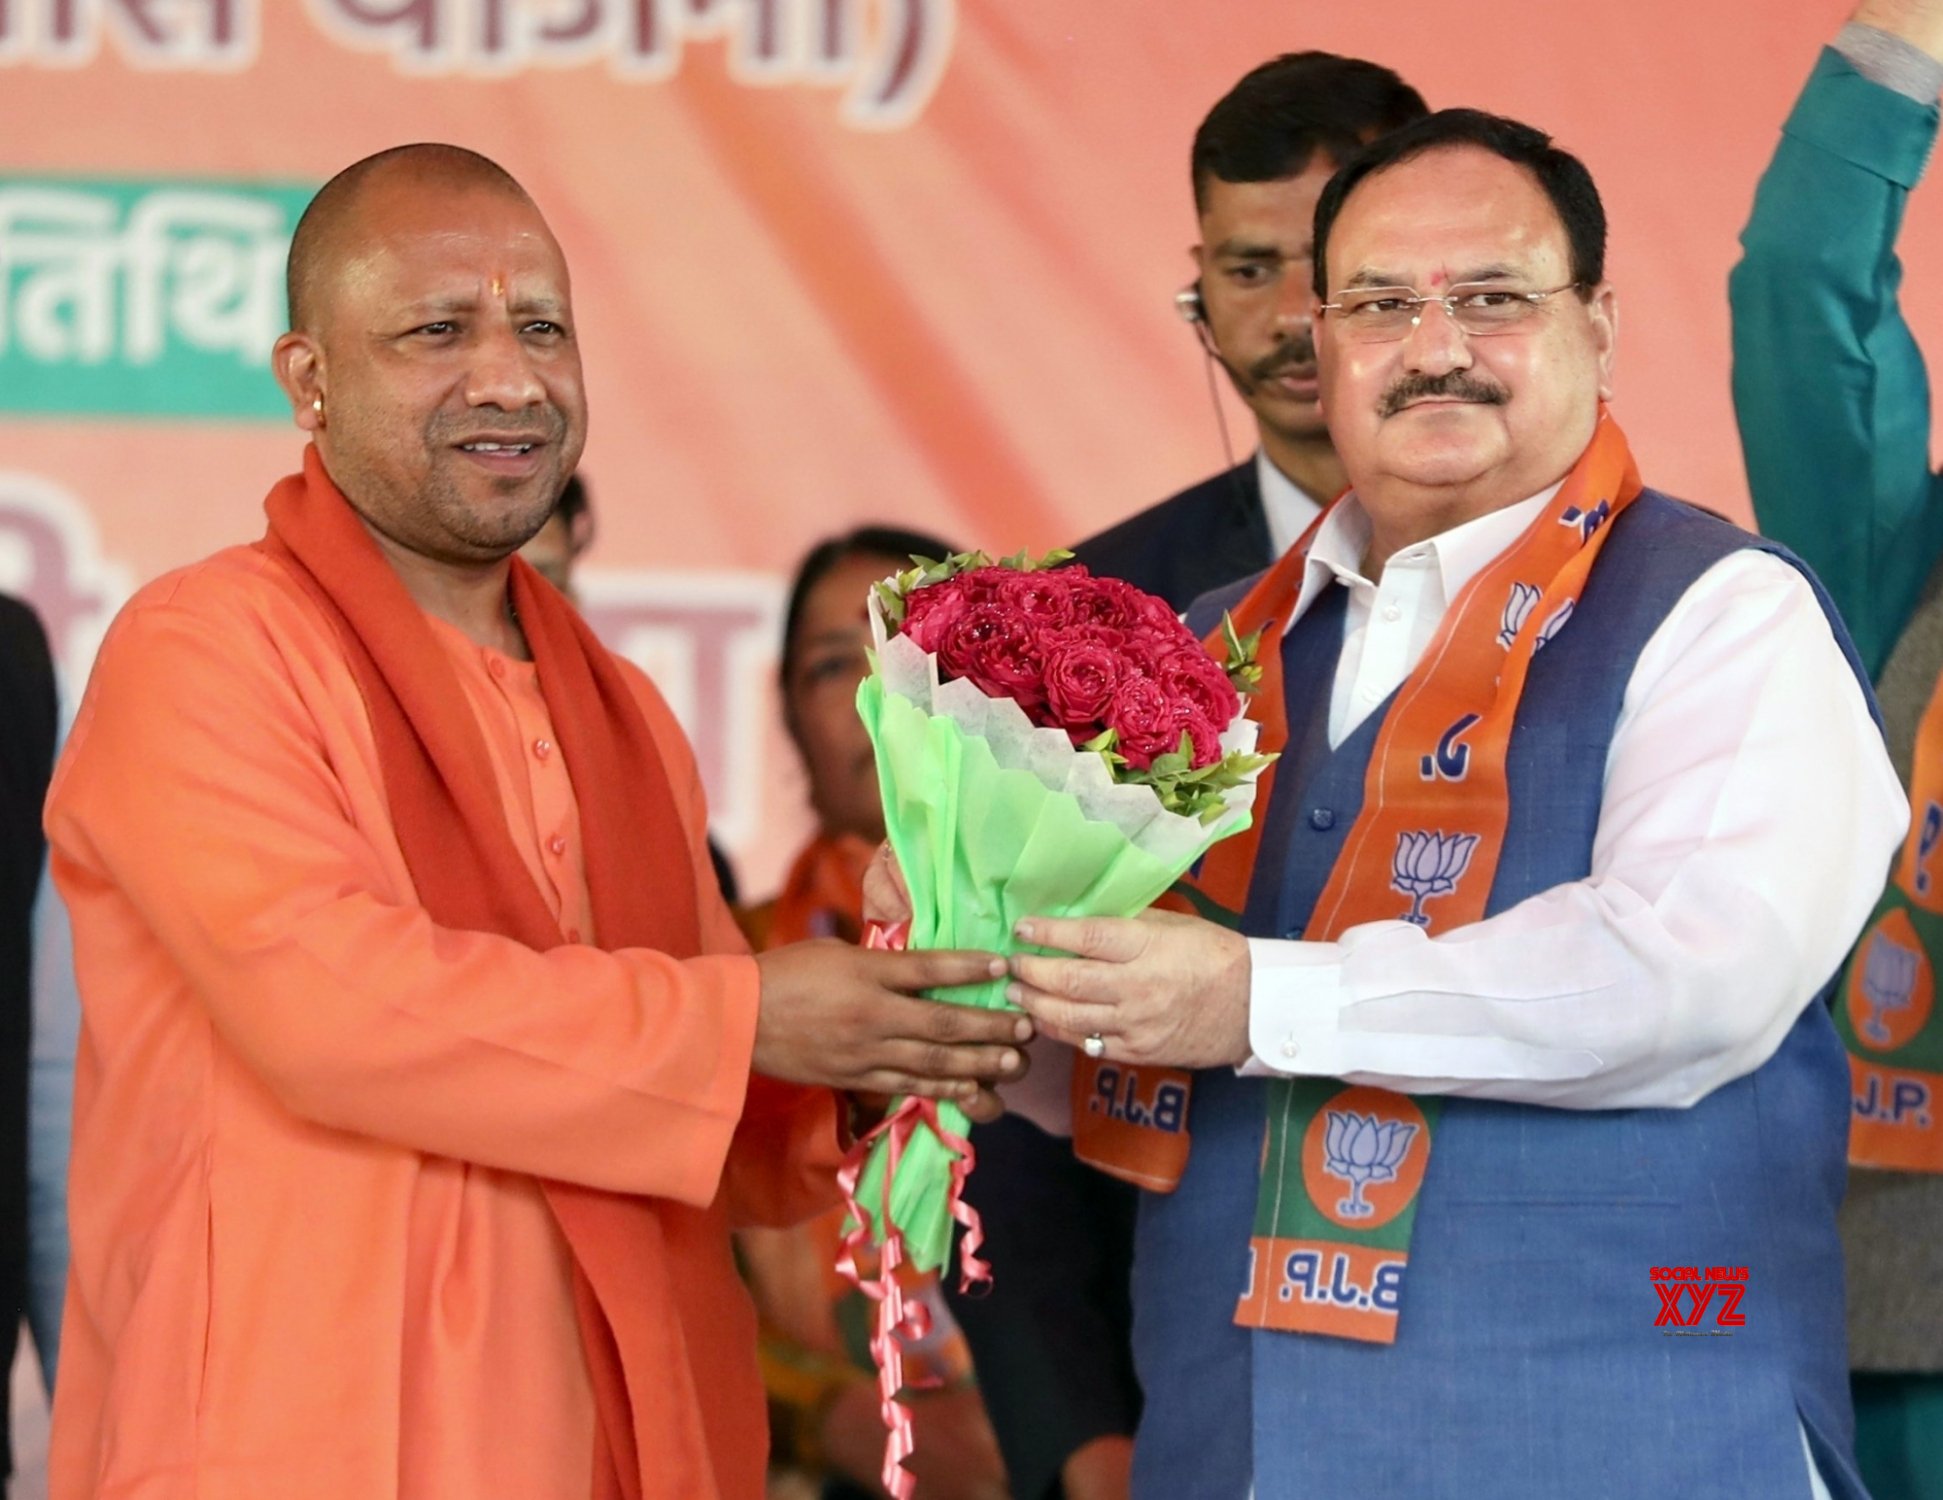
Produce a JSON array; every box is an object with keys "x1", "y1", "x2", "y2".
[
  {"x1": 533, "y1": 738, "x2": 553, "y2": 760},
  {"x1": 1283, "y1": 925, "x2": 1304, "y2": 941},
  {"x1": 548, "y1": 834, "x2": 567, "y2": 857},
  {"x1": 1382, "y1": 604, "x2": 1401, "y2": 622},
  {"x1": 1281, "y1": 1041, "x2": 1300, "y2": 1059},
  {"x1": 488, "y1": 657, "x2": 506, "y2": 680},
  {"x1": 1308, "y1": 807, "x2": 1335, "y2": 831},
  {"x1": 565, "y1": 926, "x2": 582, "y2": 943}
]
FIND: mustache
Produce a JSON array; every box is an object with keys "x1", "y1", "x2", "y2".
[
  {"x1": 1379, "y1": 371, "x2": 1509, "y2": 417},
  {"x1": 428, "y1": 407, "x2": 570, "y2": 444},
  {"x1": 1249, "y1": 335, "x2": 1317, "y2": 384}
]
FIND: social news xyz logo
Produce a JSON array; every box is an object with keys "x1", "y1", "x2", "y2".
[{"x1": 1651, "y1": 1264, "x2": 1748, "y2": 1336}]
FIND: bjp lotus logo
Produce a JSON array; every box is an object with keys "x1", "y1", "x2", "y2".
[
  {"x1": 1861, "y1": 937, "x2": 1917, "y2": 1046},
  {"x1": 1301, "y1": 1087, "x2": 1430, "y2": 1230},
  {"x1": 1499, "y1": 583, "x2": 1574, "y2": 653},
  {"x1": 1498, "y1": 582, "x2": 1540, "y2": 649},
  {"x1": 1535, "y1": 599, "x2": 1574, "y2": 650},
  {"x1": 1846, "y1": 910, "x2": 1933, "y2": 1053},
  {"x1": 1391, "y1": 831, "x2": 1478, "y2": 926},
  {"x1": 1322, "y1": 1110, "x2": 1417, "y2": 1219}
]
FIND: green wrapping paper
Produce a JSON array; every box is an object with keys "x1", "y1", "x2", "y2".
[{"x1": 850, "y1": 672, "x2": 1250, "y2": 1272}]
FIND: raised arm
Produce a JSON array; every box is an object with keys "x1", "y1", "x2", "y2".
[{"x1": 1730, "y1": 2, "x2": 1943, "y2": 674}]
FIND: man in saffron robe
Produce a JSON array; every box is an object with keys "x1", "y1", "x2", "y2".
[{"x1": 43, "y1": 144, "x2": 1026, "y2": 1500}]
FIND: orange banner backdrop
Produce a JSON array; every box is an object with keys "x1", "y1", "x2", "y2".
[{"x1": 5, "y1": 0, "x2": 1942, "y2": 889}]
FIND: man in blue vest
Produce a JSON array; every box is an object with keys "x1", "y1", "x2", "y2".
[{"x1": 1007, "y1": 108, "x2": 1904, "y2": 1500}]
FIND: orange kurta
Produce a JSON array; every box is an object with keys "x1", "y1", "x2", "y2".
[{"x1": 44, "y1": 545, "x2": 839, "y2": 1500}]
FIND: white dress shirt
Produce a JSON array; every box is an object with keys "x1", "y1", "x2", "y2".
[
  {"x1": 1243, "y1": 489, "x2": 1906, "y2": 1114},
  {"x1": 1255, "y1": 450, "x2": 1324, "y2": 561}
]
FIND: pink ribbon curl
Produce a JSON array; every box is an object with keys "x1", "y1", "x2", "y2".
[{"x1": 835, "y1": 921, "x2": 995, "y2": 1497}]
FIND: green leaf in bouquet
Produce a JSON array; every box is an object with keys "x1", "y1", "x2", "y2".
[
  {"x1": 873, "y1": 578, "x2": 909, "y2": 631},
  {"x1": 1221, "y1": 611, "x2": 1267, "y2": 694},
  {"x1": 914, "y1": 553, "x2": 976, "y2": 588},
  {"x1": 1117, "y1": 743, "x2": 1281, "y2": 826},
  {"x1": 1145, "y1": 736, "x2": 1193, "y2": 780},
  {"x1": 995, "y1": 546, "x2": 1075, "y2": 573},
  {"x1": 1078, "y1": 727, "x2": 1126, "y2": 776}
]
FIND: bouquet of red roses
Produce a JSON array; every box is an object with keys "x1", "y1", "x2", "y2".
[
  {"x1": 891, "y1": 557, "x2": 1260, "y2": 808},
  {"x1": 845, "y1": 547, "x2": 1272, "y2": 1272}
]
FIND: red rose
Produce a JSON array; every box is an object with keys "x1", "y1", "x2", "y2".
[
  {"x1": 1182, "y1": 708, "x2": 1225, "y2": 769},
  {"x1": 1064, "y1": 620, "x2": 1129, "y2": 654},
  {"x1": 1157, "y1": 645, "x2": 1241, "y2": 727},
  {"x1": 1043, "y1": 638, "x2": 1120, "y2": 732},
  {"x1": 995, "y1": 570, "x2": 1077, "y2": 632},
  {"x1": 1108, "y1": 675, "x2": 1181, "y2": 770},
  {"x1": 952, "y1": 567, "x2": 1012, "y2": 606},
  {"x1": 940, "y1": 604, "x2": 1046, "y2": 708},
  {"x1": 1132, "y1": 589, "x2": 1188, "y2": 637},
  {"x1": 901, "y1": 576, "x2": 972, "y2": 654},
  {"x1": 1113, "y1": 628, "x2": 1167, "y2": 680},
  {"x1": 935, "y1": 601, "x2": 995, "y2": 680},
  {"x1": 1091, "y1": 577, "x2": 1181, "y2": 636},
  {"x1": 1070, "y1": 577, "x2": 1144, "y2": 631}
]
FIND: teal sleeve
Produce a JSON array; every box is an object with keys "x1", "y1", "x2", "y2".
[{"x1": 1730, "y1": 47, "x2": 1943, "y2": 676}]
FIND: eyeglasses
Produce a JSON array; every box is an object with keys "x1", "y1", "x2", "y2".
[{"x1": 1316, "y1": 282, "x2": 1582, "y2": 343}]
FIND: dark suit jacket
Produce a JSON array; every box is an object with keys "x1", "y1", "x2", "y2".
[
  {"x1": 0, "y1": 596, "x2": 54, "y2": 1476},
  {"x1": 1069, "y1": 460, "x2": 1274, "y2": 612}
]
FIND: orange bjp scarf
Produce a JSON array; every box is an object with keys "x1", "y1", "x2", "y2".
[{"x1": 260, "y1": 445, "x2": 700, "y2": 1500}]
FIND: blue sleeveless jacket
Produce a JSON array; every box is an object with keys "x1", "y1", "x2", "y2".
[{"x1": 1132, "y1": 494, "x2": 1872, "y2": 1500}]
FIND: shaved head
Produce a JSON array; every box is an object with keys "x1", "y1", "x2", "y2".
[{"x1": 286, "y1": 144, "x2": 531, "y2": 332}]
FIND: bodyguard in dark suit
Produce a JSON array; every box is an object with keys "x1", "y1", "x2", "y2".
[
  {"x1": 947, "y1": 53, "x2": 1428, "y2": 1500},
  {"x1": 0, "y1": 595, "x2": 56, "y2": 1479}
]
